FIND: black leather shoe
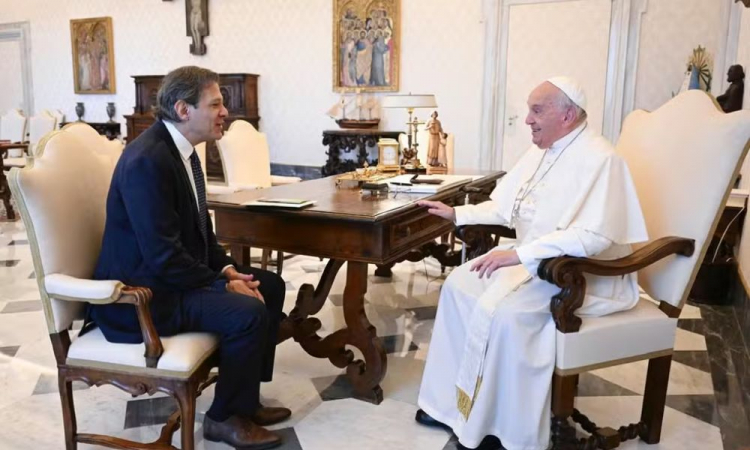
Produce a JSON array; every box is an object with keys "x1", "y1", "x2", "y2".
[
  {"x1": 415, "y1": 409, "x2": 452, "y2": 431},
  {"x1": 203, "y1": 415, "x2": 281, "y2": 449},
  {"x1": 251, "y1": 406, "x2": 292, "y2": 426}
]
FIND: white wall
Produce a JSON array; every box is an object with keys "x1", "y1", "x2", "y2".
[
  {"x1": 0, "y1": 0, "x2": 485, "y2": 168},
  {"x1": 0, "y1": 40, "x2": 24, "y2": 114},
  {"x1": 634, "y1": 0, "x2": 722, "y2": 113}
]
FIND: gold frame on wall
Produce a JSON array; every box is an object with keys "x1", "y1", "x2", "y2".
[
  {"x1": 332, "y1": 0, "x2": 400, "y2": 92},
  {"x1": 70, "y1": 16, "x2": 116, "y2": 94}
]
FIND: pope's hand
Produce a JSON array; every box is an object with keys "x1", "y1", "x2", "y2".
[
  {"x1": 470, "y1": 250, "x2": 521, "y2": 279},
  {"x1": 417, "y1": 200, "x2": 456, "y2": 222}
]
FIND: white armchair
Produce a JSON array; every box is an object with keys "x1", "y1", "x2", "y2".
[
  {"x1": 26, "y1": 110, "x2": 58, "y2": 157},
  {"x1": 537, "y1": 91, "x2": 750, "y2": 448},
  {"x1": 216, "y1": 120, "x2": 301, "y2": 189},
  {"x1": 1, "y1": 109, "x2": 28, "y2": 158},
  {"x1": 61, "y1": 122, "x2": 123, "y2": 164},
  {"x1": 8, "y1": 126, "x2": 218, "y2": 449}
]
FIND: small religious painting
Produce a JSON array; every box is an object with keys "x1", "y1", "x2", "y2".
[
  {"x1": 70, "y1": 17, "x2": 116, "y2": 94},
  {"x1": 333, "y1": 0, "x2": 400, "y2": 92},
  {"x1": 186, "y1": 0, "x2": 209, "y2": 55}
]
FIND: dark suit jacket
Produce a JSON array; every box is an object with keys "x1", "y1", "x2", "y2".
[{"x1": 91, "y1": 120, "x2": 235, "y2": 343}]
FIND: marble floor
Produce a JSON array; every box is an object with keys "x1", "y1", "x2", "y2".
[{"x1": 0, "y1": 217, "x2": 748, "y2": 450}]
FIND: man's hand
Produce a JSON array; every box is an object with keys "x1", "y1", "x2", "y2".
[
  {"x1": 227, "y1": 279, "x2": 265, "y2": 302},
  {"x1": 470, "y1": 250, "x2": 521, "y2": 279},
  {"x1": 417, "y1": 200, "x2": 456, "y2": 222}
]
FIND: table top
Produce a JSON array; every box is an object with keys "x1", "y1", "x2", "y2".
[
  {"x1": 322, "y1": 129, "x2": 402, "y2": 136},
  {"x1": 208, "y1": 170, "x2": 504, "y2": 223}
]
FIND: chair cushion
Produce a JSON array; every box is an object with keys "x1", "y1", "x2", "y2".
[
  {"x1": 555, "y1": 298, "x2": 676, "y2": 374},
  {"x1": 4, "y1": 157, "x2": 26, "y2": 167},
  {"x1": 67, "y1": 328, "x2": 218, "y2": 378}
]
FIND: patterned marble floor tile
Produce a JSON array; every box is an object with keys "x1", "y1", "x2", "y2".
[
  {"x1": 32, "y1": 373, "x2": 90, "y2": 396},
  {"x1": 1, "y1": 299, "x2": 42, "y2": 314},
  {"x1": 294, "y1": 399, "x2": 451, "y2": 450},
  {"x1": 406, "y1": 305, "x2": 438, "y2": 321},
  {"x1": 676, "y1": 318, "x2": 705, "y2": 335},
  {"x1": 664, "y1": 394, "x2": 720, "y2": 427},
  {"x1": 680, "y1": 303, "x2": 703, "y2": 319},
  {"x1": 381, "y1": 334, "x2": 419, "y2": 355},
  {"x1": 7, "y1": 240, "x2": 28, "y2": 245},
  {"x1": 591, "y1": 359, "x2": 714, "y2": 396},
  {"x1": 573, "y1": 396, "x2": 723, "y2": 449},
  {"x1": 672, "y1": 350, "x2": 712, "y2": 373},
  {"x1": 124, "y1": 396, "x2": 179, "y2": 429},
  {"x1": 575, "y1": 372, "x2": 639, "y2": 397},
  {"x1": 0, "y1": 260, "x2": 19, "y2": 267},
  {"x1": 674, "y1": 327, "x2": 708, "y2": 351},
  {"x1": 0, "y1": 346, "x2": 20, "y2": 359}
]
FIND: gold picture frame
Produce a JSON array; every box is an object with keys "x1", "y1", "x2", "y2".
[
  {"x1": 333, "y1": 0, "x2": 400, "y2": 93},
  {"x1": 70, "y1": 17, "x2": 116, "y2": 94}
]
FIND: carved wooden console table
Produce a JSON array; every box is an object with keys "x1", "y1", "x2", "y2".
[
  {"x1": 208, "y1": 170, "x2": 504, "y2": 403},
  {"x1": 321, "y1": 129, "x2": 402, "y2": 176},
  {"x1": 60, "y1": 121, "x2": 121, "y2": 140}
]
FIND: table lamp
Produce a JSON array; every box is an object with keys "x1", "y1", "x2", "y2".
[{"x1": 382, "y1": 94, "x2": 437, "y2": 170}]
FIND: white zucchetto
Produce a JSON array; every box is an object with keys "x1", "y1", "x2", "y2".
[{"x1": 546, "y1": 76, "x2": 587, "y2": 111}]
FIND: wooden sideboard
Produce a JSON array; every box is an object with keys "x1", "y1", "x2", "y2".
[
  {"x1": 60, "y1": 122, "x2": 121, "y2": 140},
  {"x1": 124, "y1": 73, "x2": 260, "y2": 181}
]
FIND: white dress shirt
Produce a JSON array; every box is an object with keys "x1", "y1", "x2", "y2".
[{"x1": 163, "y1": 120, "x2": 233, "y2": 275}]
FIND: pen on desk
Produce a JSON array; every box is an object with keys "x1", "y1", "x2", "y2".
[{"x1": 391, "y1": 182, "x2": 412, "y2": 186}]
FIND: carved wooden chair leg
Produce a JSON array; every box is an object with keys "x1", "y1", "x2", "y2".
[
  {"x1": 174, "y1": 382, "x2": 197, "y2": 450},
  {"x1": 550, "y1": 373, "x2": 578, "y2": 450},
  {"x1": 261, "y1": 248, "x2": 271, "y2": 271},
  {"x1": 57, "y1": 375, "x2": 77, "y2": 450},
  {"x1": 276, "y1": 251, "x2": 284, "y2": 276},
  {"x1": 639, "y1": 354, "x2": 672, "y2": 444}
]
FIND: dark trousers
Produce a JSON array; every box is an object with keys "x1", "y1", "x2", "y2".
[{"x1": 179, "y1": 265, "x2": 285, "y2": 421}]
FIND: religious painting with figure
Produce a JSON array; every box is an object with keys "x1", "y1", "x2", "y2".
[
  {"x1": 70, "y1": 17, "x2": 116, "y2": 94},
  {"x1": 333, "y1": 0, "x2": 400, "y2": 92}
]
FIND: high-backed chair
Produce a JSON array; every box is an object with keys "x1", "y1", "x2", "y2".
[
  {"x1": 60, "y1": 122, "x2": 123, "y2": 164},
  {"x1": 48, "y1": 109, "x2": 66, "y2": 125},
  {"x1": 195, "y1": 141, "x2": 239, "y2": 195},
  {"x1": 1, "y1": 109, "x2": 28, "y2": 158},
  {"x1": 217, "y1": 120, "x2": 301, "y2": 189},
  {"x1": 25, "y1": 110, "x2": 59, "y2": 157},
  {"x1": 8, "y1": 126, "x2": 219, "y2": 450},
  {"x1": 534, "y1": 91, "x2": 750, "y2": 448},
  {"x1": 216, "y1": 120, "x2": 301, "y2": 273}
]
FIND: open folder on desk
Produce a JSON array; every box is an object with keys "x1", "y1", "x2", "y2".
[{"x1": 385, "y1": 174, "x2": 476, "y2": 193}]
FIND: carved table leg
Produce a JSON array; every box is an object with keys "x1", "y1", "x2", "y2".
[
  {"x1": 279, "y1": 259, "x2": 386, "y2": 404},
  {"x1": 342, "y1": 261, "x2": 386, "y2": 403}
]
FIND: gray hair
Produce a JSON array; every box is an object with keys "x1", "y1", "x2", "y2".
[
  {"x1": 554, "y1": 90, "x2": 587, "y2": 122},
  {"x1": 153, "y1": 66, "x2": 220, "y2": 122}
]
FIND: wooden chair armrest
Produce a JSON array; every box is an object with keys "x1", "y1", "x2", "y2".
[
  {"x1": 536, "y1": 236, "x2": 695, "y2": 333},
  {"x1": 115, "y1": 286, "x2": 164, "y2": 368}
]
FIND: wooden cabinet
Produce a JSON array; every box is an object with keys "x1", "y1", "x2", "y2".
[{"x1": 124, "y1": 73, "x2": 260, "y2": 181}]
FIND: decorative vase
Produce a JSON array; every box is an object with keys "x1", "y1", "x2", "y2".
[
  {"x1": 75, "y1": 102, "x2": 85, "y2": 122},
  {"x1": 106, "y1": 102, "x2": 116, "y2": 123}
]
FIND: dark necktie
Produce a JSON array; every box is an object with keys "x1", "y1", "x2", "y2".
[{"x1": 189, "y1": 150, "x2": 208, "y2": 263}]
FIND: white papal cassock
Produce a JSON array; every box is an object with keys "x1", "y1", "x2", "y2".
[{"x1": 418, "y1": 122, "x2": 648, "y2": 450}]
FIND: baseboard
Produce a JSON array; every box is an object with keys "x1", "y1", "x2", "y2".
[{"x1": 270, "y1": 163, "x2": 322, "y2": 180}]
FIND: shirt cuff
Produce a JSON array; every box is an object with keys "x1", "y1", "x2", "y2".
[
  {"x1": 220, "y1": 265, "x2": 235, "y2": 275},
  {"x1": 514, "y1": 245, "x2": 541, "y2": 277}
]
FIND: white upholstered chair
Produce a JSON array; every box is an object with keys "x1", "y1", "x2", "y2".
[
  {"x1": 8, "y1": 126, "x2": 219, "y2": 450},
  {"x1": 1, "y1": 109, "x2": 28, "y2": 159},
  {"x1": 536, "y1": 91, "x2": 750, "y2": 448},
  {"x1": 195, "y1": 141, "x2": 238, "y2": 195},
  {"x1": 216, "y1": 120, "x2": 301, "y2": 189},
  {"x1": 48, "y1": 109, "x2": 66, "y2": 125},
  {"x1": 26, "y1": 110, "x2": 59, "y2": 157},
  {"x1": 61, "y1": 122, "x2": 124, "y2": 164}
]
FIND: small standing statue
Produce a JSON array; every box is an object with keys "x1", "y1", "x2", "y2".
[
  {"x1": 717, "y1": 64, "x2": 745, "y2": 113},
  {"x1": 188, "y1": 0, "x2": 208, "y2": 55},
  {"x1": 437, "y1": 132, "x2": 449, "y2": 167},
  {"x1": 425, "y1": 111, "x2": 444, "y2": 166}
]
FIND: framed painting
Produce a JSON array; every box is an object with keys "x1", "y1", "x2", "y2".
[
  {"x1": 70, "y1": 17, "x2": 116, "y2": 94},
  {"x1": 333, "y1": 0, "x2": 400, "y2": 92}
]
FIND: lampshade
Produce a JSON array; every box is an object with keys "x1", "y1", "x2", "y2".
[{"x1": 381, "y1": 94, "x2": 437, "y2": 109}]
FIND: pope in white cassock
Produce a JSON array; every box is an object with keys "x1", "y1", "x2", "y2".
[{"x1": 415, "y1": 77, "x2": 648, "y2": 450}]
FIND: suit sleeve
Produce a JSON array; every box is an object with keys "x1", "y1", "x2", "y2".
[{"x1": 120, "y1": 153, "x2": 219, "y2": 290}]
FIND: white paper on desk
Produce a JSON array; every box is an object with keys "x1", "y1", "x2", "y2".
[
  {"x1": 242, "y1": 199, "x2": 317, "y2": 209},
  {"x1": 385, "y1": 175, "x2": 475, "y2": 193}
]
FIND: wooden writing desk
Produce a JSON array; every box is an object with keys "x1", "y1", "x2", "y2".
[{"x1": 209, "y1": 171, "x2": 503, "y2": 403}]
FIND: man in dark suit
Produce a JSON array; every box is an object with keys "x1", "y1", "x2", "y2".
[{"x1": 92, "y1": 66, "x2": 287, "y2": 449}]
